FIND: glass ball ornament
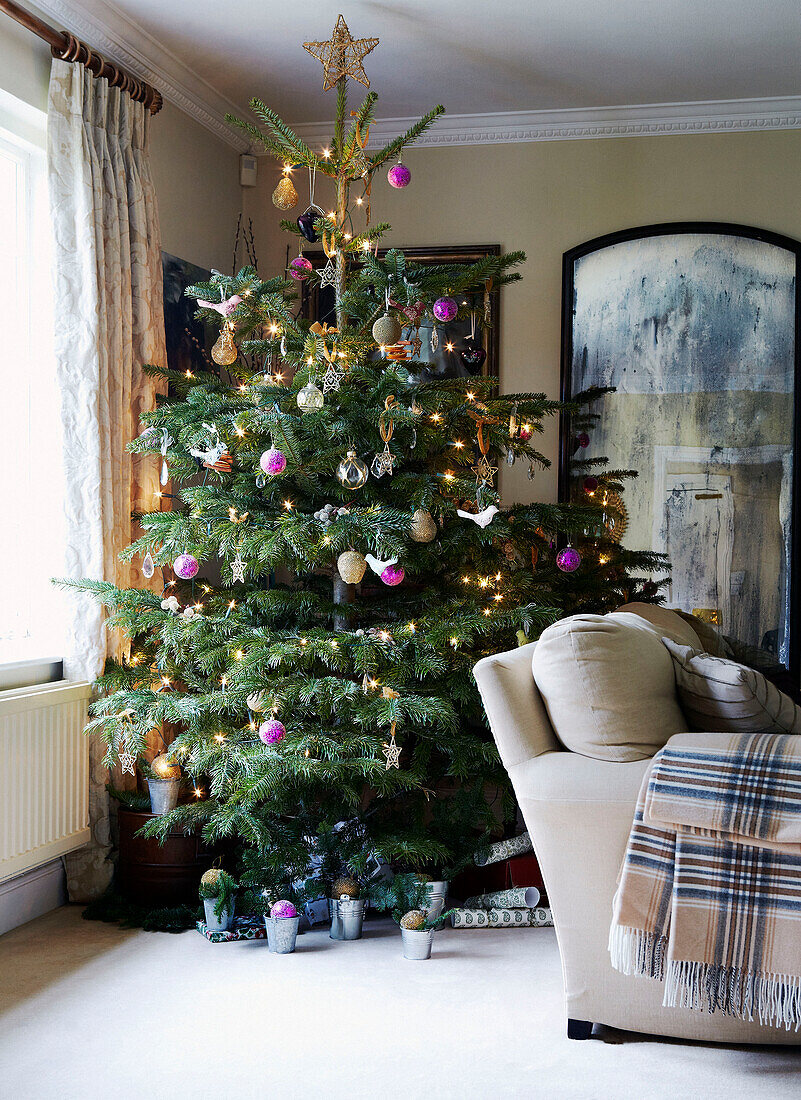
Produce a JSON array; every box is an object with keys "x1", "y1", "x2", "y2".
[
  {"x1": 337, "y1": 449, "x2": 369, "y2": 490},
  {"x1": 260, "y1": 447, "x2": 287, "y2": 475},
  {"x1": 270, "y1": 900, "x2": 297, "y2": 918},
  {"x1": 433, "y1": 296, "x2": 458, "y2": 323},
  {"x1": 387, "y1": 161, "x2": 411, "y2": 188},
  {"x1": 296, "y1": 206, "x2": 320, "y2": 242},
  {"x1": 272, "y1": 173, "x2": 298, "y2": 210},
  {"x1": 173, "y1": 553, "x2": 199, "y2": 580},
  {"x1": 381, "y1": 564, "x2": 405, "y2": 586},
  {"x1": 296, "y1": 381, "x2": 324, "y2": 413},
  {"x1": 259, "y1": 718, "x2": 286, "y2": 745},
  {"x1": 246, "y1": 691, "x2": 266, "y2": 712},
  {"x1": 576, "y1": 431, "x2": 590, "y2": 449},
  {"x1": 556, "y1": 545, "x2": 581, "y2": 573},
  {"x1": 372, "y1": 312, "x2": 402, "y2": 347},
  {"x1": 458, "y1": 337, "x2": 486, "y2": 371},
  {"x1": 289, "y1": 256, "x2": 313, "y2": 281},
  {"x1": 211, "y1": 325, "x2": 238, "y2": 366},
  {"x1": 583, "y1": 476, "x2": 599, "y2": 494}
]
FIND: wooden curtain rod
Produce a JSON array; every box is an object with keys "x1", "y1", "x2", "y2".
[{"x1": 0, "y1": 0, "x2": 163, "y2": 113}]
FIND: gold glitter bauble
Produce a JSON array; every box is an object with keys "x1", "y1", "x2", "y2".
[
  {"x1": 400, "y1": 909, "x2": 427, "y2": 930},
  {"x1": 211, "y1": 325, "x2": 238, "y2": 366},
  {"x1": 372, "y1": 313, "x2": 402, "y2": 347},
  {"x1": 151, "y1": 753, "x2": 181, "y2": 779},
  {"x1": 410, "y1": 508, "x2": 437, "y2": 543},
  {"x1": 272, "y1": 174, "x2": 298, "y2": 210},
  {"x1": 337, "y1": 550, "x2": 367, "y2": 585},
  {"x1": 331, "y1": 876, "x2": 360, "y2": 899}
]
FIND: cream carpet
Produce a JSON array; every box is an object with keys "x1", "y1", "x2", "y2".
[{"x1": 0, "y1": 906, "x2": 800, "y2": 1100}]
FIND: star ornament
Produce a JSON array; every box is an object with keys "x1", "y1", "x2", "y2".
[
  {"x1": 304, "y1": 15, "x2": 379, "y2": 91},
  {"x1": 472, "y1": 454, "x2": 498, "y2": 487}
]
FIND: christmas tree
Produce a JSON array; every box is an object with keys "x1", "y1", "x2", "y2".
[{"x1": 65, "y1": 16, "x2": 664, "y2": 902}]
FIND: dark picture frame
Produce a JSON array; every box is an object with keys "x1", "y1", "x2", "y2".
[
  {"x1": 560, "y1": 221, "x2": 801, "y2": 674},
  {"x1": 299, "y1": 244, "x2": 500, "y2": 381}
]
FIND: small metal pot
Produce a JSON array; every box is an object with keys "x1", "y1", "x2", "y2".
[
  {"x1": 421, "y1": 880, "x2": 449, "y2": 921},
  {"x1": 265, "y1": 915, "x2": 300, "y2": 953},
  {"x1": 401, "y1": 926, "x2": 433, "y2": 960},
  {"x1": 328, "y1": 898, "x2": 365, "y2": 940},
  {"x1": 147, "y1": 777, "x2": 180, "y2": 815},
  {"x1": 203, "y1": 897, "x2": 235, "y2": 933}
]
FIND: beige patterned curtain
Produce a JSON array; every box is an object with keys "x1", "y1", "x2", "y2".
[{"x1": 47, "y1": 60, "x2": 167, "y2": 901}]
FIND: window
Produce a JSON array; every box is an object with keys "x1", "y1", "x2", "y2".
[{"x1": 0, "y1": 94, "x2": 65, "y2": 664}]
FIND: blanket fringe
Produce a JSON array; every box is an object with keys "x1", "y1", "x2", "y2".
[
  {"x1": 608, "y1": 923, "x2": 666, "y2": 981},
  {"x1": 662, "y1": 960, "x2": 801, "y2": 1031}
]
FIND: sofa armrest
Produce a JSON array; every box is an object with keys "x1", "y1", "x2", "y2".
[{"x1": 474, "y1": 642, "x2": 560, "y2": 770}]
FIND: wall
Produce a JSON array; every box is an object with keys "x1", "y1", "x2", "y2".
[{"x1": 247, "y1": 129, "x2": 801, "y2": 504}]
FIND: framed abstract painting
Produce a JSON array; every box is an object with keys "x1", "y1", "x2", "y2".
[{"x1": 560, "y1": 222, "x2": 801, "y2": 673}]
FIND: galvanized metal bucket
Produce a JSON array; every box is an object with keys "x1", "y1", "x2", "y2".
[
  {"x1": 204, "y1": 897, "x2": 235, "y2": 933},
  {"x1": 147, "y1": 777, "x2": 180, "y2": 815},
  {"x1": 401, "y1": 926, "x2": 434, "y2": 960},
  {"x1": 328, "y1": 898, "x2": 365, "y2": 940},
  {"x1": 422, "y1": 880, "x2": 449, "y2": 921},
  {"x1": 265, "y1": 914, "x2": 300, "y2": 953}
]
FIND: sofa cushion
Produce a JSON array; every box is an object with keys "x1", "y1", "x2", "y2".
[
  {"x1": 531, "y1": 613, "x2": 688, "y2": 761},
  {"x1": 662, "y1": 638, "x2": 801, "y2": 734},
  {"x1": 613, "y1": 602, "x2": 704, "y2": 649}
]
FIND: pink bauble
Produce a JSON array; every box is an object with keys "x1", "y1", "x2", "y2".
[
  {"x1": 556, "y1": 547, "x2": 581, "y2": 573},
  {"x1": 270, "y1": 899, "x2": 297, "y2": 919},
  {"x1": 583, "y1": 476, "x2": 599, "y2": 493},
  {"x1": 289, "y1": 256, "x2": 313, "y2": 281},
  {"x1": 433, "y1": 296, "x2": 458, "y2": 323},
  {"x1": 387, "y1": 162, "x2": 411, "y2": 189},
  {"x1": 259, "y1": 718, "x2": 286, "y2": 745},
  {"x1": 173, "y1": 553, "x2": 199, "y2": 580},
  {"x1": 260, "y1": 447, "x2": 287, "y2": 475},
  {"x1": 381, "y1": 565, "x2": 405, "y2": 586},
  {"x1": 518, "y1": 427, "x2": 532, "y2": 442}
]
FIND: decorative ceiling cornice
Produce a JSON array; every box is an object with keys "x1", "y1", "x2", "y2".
[
  {"x1": 20, "y1": 2, "x2": 801, "y2": 154},
  {"x1": 290, "y1": 96, "x2": 801, "y2": 150},
  {"x1": 25, "y1": 0, "x2": 250, "y2": 151}
]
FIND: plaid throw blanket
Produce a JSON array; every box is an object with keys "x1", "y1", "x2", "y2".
[{"x1": 609, "y1": 732, "x2": 801, "y2": 1030}]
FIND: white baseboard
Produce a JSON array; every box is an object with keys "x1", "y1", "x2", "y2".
[{"x1": 0, "y1": 859, "x2": 67, "y2": 936}]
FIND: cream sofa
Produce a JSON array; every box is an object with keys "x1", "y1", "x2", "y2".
[{"x1": 473, "y1": 604, "x2": 801, "y2": 1044}]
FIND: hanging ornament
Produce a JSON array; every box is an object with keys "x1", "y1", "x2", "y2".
[
  {"x1": 289, "y1": 255, "x2": 313, "y2": 281},
  {"x1": 197, "y1": 293, "x2": 242, "y2": 317},
  {"x1": 231, "y1": 542, "x2": 247, "y2": 583},
  {"x1": 337, "y1": 448, "x2": 369, "y2": 490},
  {"x1": 471, "y1": 420, "x2": 498, "y2": 490},
  {"x1": 372, "y1": 312, "x2": 402, "y2": 347},
  {"x1": 258, "y1": 718, "x2": 286, "y2": 746},
  {"x1": 583, "y1": 476, "x2": 599, "y2": 495},
  {"x1": 247, "y1": 691, "x2": 266, "y2": 712},
  {"x1": 575, "y1": 431, "x2": 590, "y2": 450},
  {"x1": 322, "y1": 363, "x2": 344, "y2": 393},
  {"x1": 405, "y1": 300, "x2": 425, "y2": 325},
  {"x1": 506, "y1": 447, "x2": 516, "y2": 467},
  {"x1": 189, "y1": 422, "x2": 226, "y2": 468},
  {"x1": 118, "y1": 748, "x2": 137, "y2": 776},
  {"x1": 142, "y1": 551, "x2": 155, "y2": 579},
  {"x1": 318, "y1": 229, "x2": 338, "y2": 288},
  {"x1": 433, "y1": 296, "x2": 458, "y2": 323},
  {"x1": 459, "y1": 311, "x2": 486, "y2": 371},
  {"x1": 410, "y1": 508, "x2": 437, "y2": 543},
  {"x1": 211, "y1": 322, "x2": 238, "y2": 366},
  {"x1": 484, "y1": 278, "x2": 492, "y2": 324},
  {"x1": 297, "y1": 207, "x2": 323, "y2": 242},
  {"x1": 430, "y1": 325, "x2": 439, "y2": 353},
  {"x1": 380, "y1": 564, "x2": 404, "y2": 587},
  {"x1": 159, "y1": 428, "x2": 173, "y2": 486},
  {"x1": 518, "y1": 424, "x2": 532, "y2": 442},
  {"x1": 260, "y1": 447, "x2": 287, "y2": 475},
  {"x1": 337, "y1": 550, "x2": 367, "y2": 584},
  {"x1": 365, "y1": 553, "x2": 398, "y2": 576},
  {"x1": 173, "y1": 554, "x2": 199, "y2": 580},
  {"x1": 457, "y1": 505, "x2": 499, "y2": 529},
  {"x1": 528, "y1": 463, "x2": 537, "y2": 481},
  {"x1": 383, "y1": 720, "x2": 401, "y2": 769},
  {"x1": 371, "y1": 395, "x2": 398, "y2": 478},
  {"x1": 556, "y1": 545, "x2": 582, "y2": 573},
  {"x1": 508, "y1": 404, "x2": 520, "y2": 438},
  {"x1": 272, "y1": 168, "x2": 298, "y2": 210},
  {"x1": 387, "y1": 160, "x2": 411, "y2": 188},
  {"x1": 297, "y1": 380, "x2": 324, "y2": 412}
]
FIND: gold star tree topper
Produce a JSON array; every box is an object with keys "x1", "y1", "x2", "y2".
[{"x1": 304, "y1": 15, "x2": 379, "y2": 91}]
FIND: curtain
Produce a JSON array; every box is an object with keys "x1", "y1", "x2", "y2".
[{"x1": 47, "y1": 60, "x2": 167, "y2": 901}]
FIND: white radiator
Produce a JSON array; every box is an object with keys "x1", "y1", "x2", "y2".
[{"x1": 0, "y1": 680, "x2": 92, "y2": 882}]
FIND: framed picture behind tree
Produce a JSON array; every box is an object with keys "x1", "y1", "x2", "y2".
[
  {"x1": 299, "y1": 244, "x2": 500, "y2": 382},
  {"x1": 560, "y1": 222, "x2": 801, "y2": 675}
]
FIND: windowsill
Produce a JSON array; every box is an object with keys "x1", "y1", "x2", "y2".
[{"x1": 0, "y1": 657, "x2": 64, "y2": 692}]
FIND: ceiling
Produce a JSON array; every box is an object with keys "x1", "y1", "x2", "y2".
[{"x1": 21, "y1": 0, "x2": 801, "y2": 148}]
